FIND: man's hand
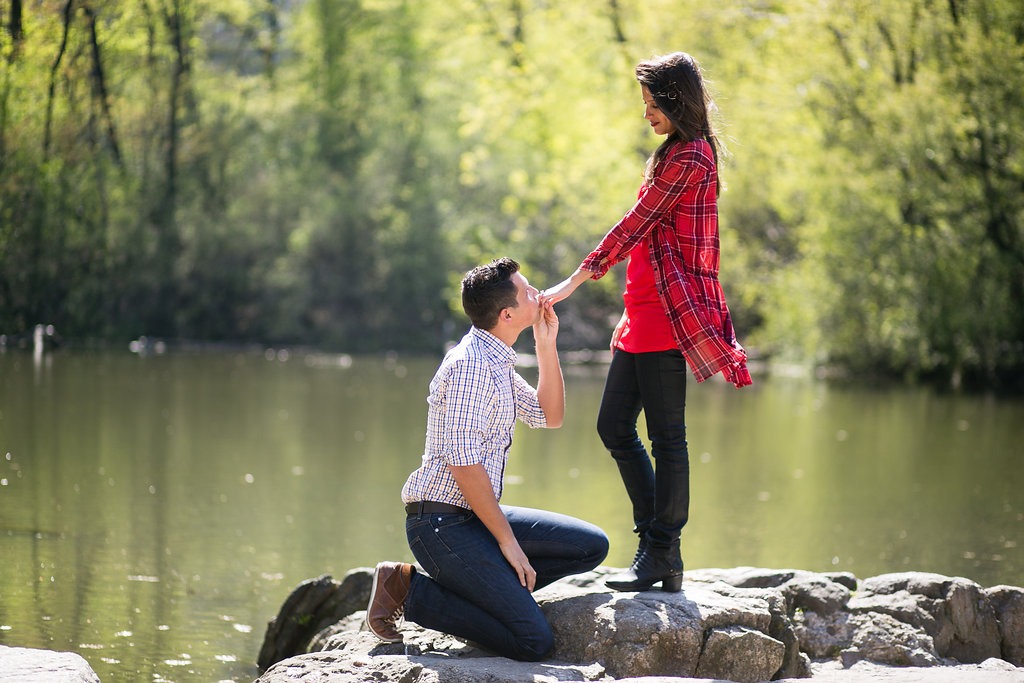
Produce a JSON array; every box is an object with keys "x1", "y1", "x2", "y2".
[
  {"x1": 499, "y1": 537, "x2": 537, "y2": 591},
  {"x1": 449, "y1": 463, "x2": 539, "y2": 591},
  {"x1": 532, "y1": 299, "x2": 565, "y2": 427},
  {"x1": 533, "y1": 300, "x2": 559, "y2": 346}
]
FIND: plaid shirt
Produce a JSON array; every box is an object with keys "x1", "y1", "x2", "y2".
[
  {"x1": 401, "y1": 327, "x2": 547, "y2": 507},
  {"x1": 581, "y1": 139, "x2": 752, "y2": 387}
]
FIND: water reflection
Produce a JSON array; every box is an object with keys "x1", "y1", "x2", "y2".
[{"x1": 0, "y1": 350, "x2": 1021, "y2": 682}]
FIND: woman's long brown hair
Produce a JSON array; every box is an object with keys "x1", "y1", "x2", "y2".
[{"x1": 635, "y1": 52, "x2": 721, "y2": 196}]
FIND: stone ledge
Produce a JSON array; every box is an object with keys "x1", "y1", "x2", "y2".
[
  {"x1": 255, "y1": 566, "x2": 1024, "y2": 683},
  {"x1": 0, "y1": 645, "x2": 100, "y2": 683}
]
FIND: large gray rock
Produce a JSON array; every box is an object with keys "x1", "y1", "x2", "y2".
[
  {"x1": 538, "y1": 577, "x2": 784, "y2": 681},
  {"x1": 988, "y1": 585, "x2": 1024, "y2": 666},
  {"x1": 257, "y1": 568, "x2": 373, "y2": 671},
  {"x1": 792, "y1": 610, "x2": 857, "y2": 659},
  {"x1": 256, "y1": 644, "x2": 611, "y2": 683},
  {"x1": 856, "y1": 572, "x2": 1002, "y2": 663},
  {"x1": 0, "y1": 645, "x2": 100, "y2": 682},
  {"x1": 839, "y1": 613, "x2": 940, "y2": 668},
  {"x1": 788, "y1": 657, "x2": 1024, "y2": 682},
  {"x1": 695, "y1": 626, "x2": 785, "y2": 682},
  {"x1": 782, "y1": 575, "x2": 853, "y2": 615},
  {"x1": 256, "y1": 566, "x2": 1024, "y2": 683},
  {"x1": 700, "y1": 581, "x2": 809, "y2": 679}
]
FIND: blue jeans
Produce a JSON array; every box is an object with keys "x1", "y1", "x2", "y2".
[{"x1": 404, "y1": 505, "x2": 608, "y2": 661}]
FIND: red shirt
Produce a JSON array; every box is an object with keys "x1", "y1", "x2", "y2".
[
  {"x1": 581, "y1": 139, "x2": 751, "y2": 387},
  {"x1": 617, "y1": 238, "x2": 676, "y2": 353}
]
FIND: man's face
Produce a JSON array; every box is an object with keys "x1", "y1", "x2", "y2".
[{"x1": 507, "y1": 272, "x2": 541, "y2": 327}]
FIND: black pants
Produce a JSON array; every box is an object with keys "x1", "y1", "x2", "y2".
[{"x1": 597, "y1": 348, "x2": 689, "y2": 546}]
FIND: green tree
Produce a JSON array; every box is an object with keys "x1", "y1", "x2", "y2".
[
  {"x1": 1, "y1": 0, "x2": 1021, "y2": 389},
  {"x1": 804, "y1": 0, "x2": 1024, "y2": 387}
]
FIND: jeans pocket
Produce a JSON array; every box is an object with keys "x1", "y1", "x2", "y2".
[
  {"x1": 408, "y1": 512, "x2": 481, "y2": 579},
  {"x1": 408, "y1": 534, "x2": 440, "y2": 580}
]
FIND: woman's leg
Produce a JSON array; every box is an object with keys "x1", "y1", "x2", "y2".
[
  {"x1": 596, "y1": 350, "x2": 656, "y2": 543},
  {"x1": 634, "y1": 349, "x2": 690, "y2": 547},
  {"x1": 604, "y1": 349, "x2": 688, "y2": 592}
]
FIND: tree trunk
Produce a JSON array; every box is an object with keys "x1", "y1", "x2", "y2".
[{"x1": 83, "y1": 4, "x2": 123, "y2": 165}]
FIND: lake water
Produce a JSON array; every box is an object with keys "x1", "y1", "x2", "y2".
[{"x1": 1, "y1": 348, "x2": 1022, "y2": 682}]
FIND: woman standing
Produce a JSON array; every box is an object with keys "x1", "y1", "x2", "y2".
[{"x1": 541, "y1": 52, "x2": 751, "y2": 592}]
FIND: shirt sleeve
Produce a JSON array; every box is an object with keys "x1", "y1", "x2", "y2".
[
  {"x1": 580, "y1": 143, "x2": 711, "y2": 279},
  {"x1": 512, "y1": 370, "x2": 547, "y2": 429},
  {"x1": 440, "y1": 358, "x2": 495, "y2": 466}
]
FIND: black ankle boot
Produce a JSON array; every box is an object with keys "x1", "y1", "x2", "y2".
[
  {"x1": 628, "y1": 527, "x2": 649, "y2": 567},
  {"x1": 605, "y1": 542, "x2": 683, "y2": 592}
]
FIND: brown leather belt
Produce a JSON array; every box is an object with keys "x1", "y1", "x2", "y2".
[{"x1": 405, "y1": 501, "x2": 473, "y2": 516}]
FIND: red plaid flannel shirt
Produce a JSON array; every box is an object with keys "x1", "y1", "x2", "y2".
[{"x1": 580, "y1": 139, "x2": 752, "y2": 387}]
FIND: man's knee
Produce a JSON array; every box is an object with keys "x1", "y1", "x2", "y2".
[
  {"x1": 568, "y1": 526, "x2": 610, "y2": 572},
  {"x1": 513, "y1": 627, "x2": 554, "y2": 661},
  {"x1": 596, "y1": 533, "x2": 610, "y2": 563}
]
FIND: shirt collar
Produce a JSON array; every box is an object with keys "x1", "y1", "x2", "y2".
[{"x1": 470, "y1": 326, "x2": 517, "y2": 368}]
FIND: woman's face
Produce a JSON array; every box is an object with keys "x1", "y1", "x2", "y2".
[{"x1": 642, "y1": 85, "x2": 676, "y2": 137}]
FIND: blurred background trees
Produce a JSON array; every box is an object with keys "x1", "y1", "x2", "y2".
[{"x1": 1, "y1": 0, "x2": 1021, "y2": 389}]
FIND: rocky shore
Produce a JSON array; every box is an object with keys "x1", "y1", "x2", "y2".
[
  {"x1": 4, "y1": 566, "x2": 1021, "y2": 682},
  {"x1": 256, "y1": 566, "x2": 1024, "y2": 683}
]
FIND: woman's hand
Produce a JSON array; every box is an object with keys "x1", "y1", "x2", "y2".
[
  {"x1": 610, "y1": 310, "x2": 627, "y2": 352},
  {"x1": 540, "y1": 268, "x2": 591, "y2": 306},
  {"x1": 539, "y1": 277, "x2": 577, "y2": 306}
]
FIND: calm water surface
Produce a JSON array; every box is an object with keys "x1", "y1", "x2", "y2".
[{"x1": 1, "y1": 349, "x2": 1022, "y2": 682}]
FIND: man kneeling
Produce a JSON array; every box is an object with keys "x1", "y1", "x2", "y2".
[{"x1": 365, "y1": 257, "x2": 609, "y2": 661}]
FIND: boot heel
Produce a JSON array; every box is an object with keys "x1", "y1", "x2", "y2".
[{"x1": 661, "y1": 572, "x2": 683, "y2": 592}]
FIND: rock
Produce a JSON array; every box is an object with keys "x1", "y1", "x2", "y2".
[
  {"x1": 537, "y1": 578, "x2": 781, "y2": 680},
  {"x1": 840, "y1": 612, "x2": 940, "y2": 668},
  {"x1": 857, "y1": 572, "x2": 1002, "y2": 663},
  {"x1": 257, "y1": 568, "x2": 373, "y2": 671},
  {"x1": 256, "y1": 567, "x2": 1024, "y2": 683},
  {"x1": 988, "y1": 585, "x2": 1024, "y2": 666},
  {"x1": 943, "y1": 577, "x2": 1003, "y2": 662},
  {"x1": 860, "y1": 573, "x2": 952, "y2": 600},
  {"x1": 695, "y1": 626, "x2": 785, "y2": 683},
  {"x1": 822, "y1": 573, "x2": 860, "y2": 592},
  {"x1": 847, "y1": 591, "x2": 941, "y2": 650},
  {"x1": 0, "y1": 645, "x2": 100, "y2": 682},
  {"x1": 782, "y1": 575, "x2": 853, "y2": 615},
  {"x1": 695, "y1": 581, "x2": 809, "y2": 679},
  {"x1": 260, "y1": 632, "x2": 611, "y2": 682},
  {"x1": 789, "y1": 657, "x2": 1024, "y2": 682},
  {"x1": 792, "y1": 610, "x2": 856, "y2": 659},
  {"x1": 687, "y1": 566, "x2": 808, "y2": 589}
]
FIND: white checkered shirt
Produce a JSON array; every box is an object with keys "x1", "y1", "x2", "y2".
[{"x1": 401, "y1": 326, "x2": 547, "y2": 507}]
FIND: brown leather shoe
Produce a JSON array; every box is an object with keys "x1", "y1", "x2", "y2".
[{"x1": 365, "y1": 561, "x2": 413, "y2": 643}]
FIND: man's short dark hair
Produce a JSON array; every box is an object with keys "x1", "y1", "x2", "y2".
[{"x1": 461, "y1": 257, "x2": 520, "y2": 330}]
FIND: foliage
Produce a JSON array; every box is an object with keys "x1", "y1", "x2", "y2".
[
  {"x1": 793, "y1": 0, "x2": 1024, "y2": 389},
  {"x1": 0, "y1": 0, "x2": 1021, "y2": 388}
]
